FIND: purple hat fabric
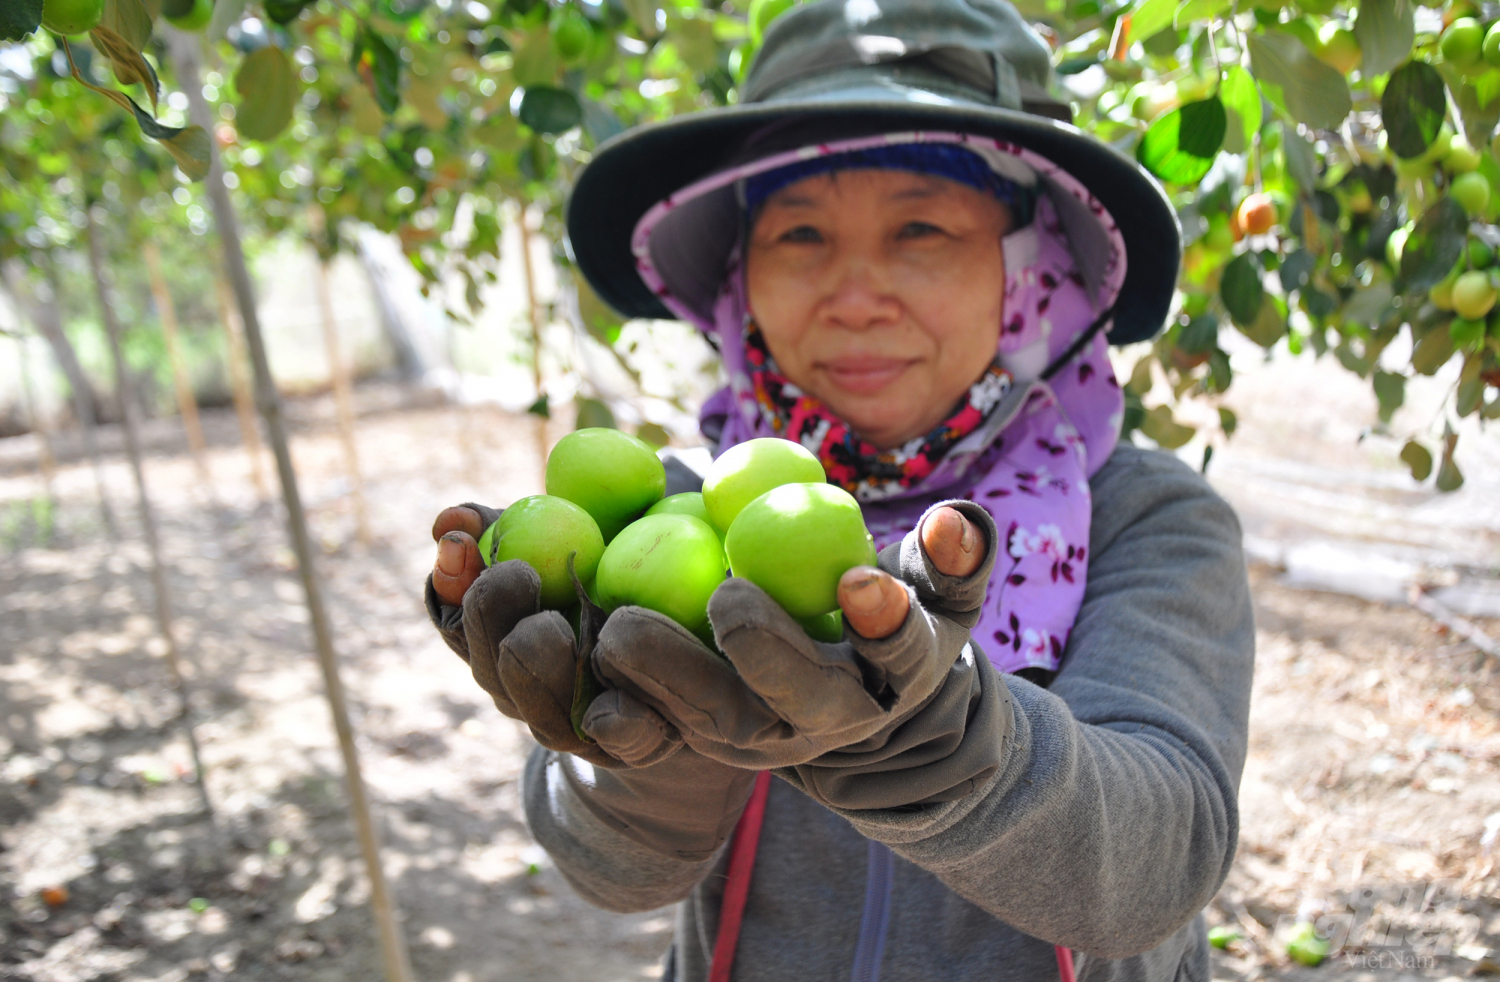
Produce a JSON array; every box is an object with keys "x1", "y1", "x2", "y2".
[{"x1": 631, "y1": 132, "x2": 1127, "y2": 674}]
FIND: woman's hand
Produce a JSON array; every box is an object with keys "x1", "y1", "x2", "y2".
[
  {"x1": 431, "y1": 505, "x2": 488, "y2": 606},
  {"x1": 424, "y1": 501, "x2": 684, "y2": 770},
  {"x1": 837, "y1": 505, "x2": 984, "y2": 639},
  {"x1": 593, "y1": 500, "x2": 1002, "y2": 784}
]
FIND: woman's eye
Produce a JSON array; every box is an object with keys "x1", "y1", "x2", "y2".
[
  {"x1": 897, "y1": 221, "x2": 944, "y2": 240},
  {"x1": 778, "y1": 225, "x2": 823, "y2": 244}
]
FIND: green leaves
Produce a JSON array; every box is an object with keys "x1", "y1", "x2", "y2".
[
  {"x1": 234, "y1": 46, "x2": 298, "y2": 142},
  {"x1": 1373, "y1": 370, "x2": 1405, "y2": 422},
  {"x1": 1247, "y1": 31, "x2": 1353, "y2": 130},
  {"x1": 352, "y1": 29, "x2": 401, "y2": 115},
  {"x1": 1400, "y1": 440, "x2": 1433, "y2": 481},
  {"x1": 518, "y1": 87, "x2": 583, "y2": 135},
  {"x1": 0, "y1": 0, "x2": 41, "y2": 42},
  {"x1": 1354, "y1": 0, "x2": 1415, "y2": 77},
  {"x1": 1220, "y1": 251, "x2": 1264, "y2": 324},
  {"x1": 1127, "y1": 0, "x2": 1179, "y2": 48},
  {"x1": 1219, "y1": 66, "x2": 1262, "y2": 155},
  {"x1": 1140, "y1": 405, "x2": 1196, "y2": 449},
  {"x1": 1381, "y1": 61, "x2": 1447, "y2": 158},
  {"x1": 1399, "y1": 197, "x2": 1467, "y2": 290},
  {"x1": 1137, "y1": 96, "x2": 1225, "y2": 184}
]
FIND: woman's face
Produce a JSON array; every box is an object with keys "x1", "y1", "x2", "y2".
[{"x1": 745, "y1": 169, "x2": 1012, "y2": 450}]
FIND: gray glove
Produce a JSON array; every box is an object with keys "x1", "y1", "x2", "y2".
[
  {"x1": 594, "y1": 500, "x2": 1013, "y2": 810},
  {"x1": 425, "y1": 518, "x2": 755, "y2": 859}
]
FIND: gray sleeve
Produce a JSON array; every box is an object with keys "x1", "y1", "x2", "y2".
[
  {"x1": 521, "y1": 746, "x2": 724, "y2": 914},
  {"x1": 823, "y1": 446, "x2": 1255, "y2": 958}
]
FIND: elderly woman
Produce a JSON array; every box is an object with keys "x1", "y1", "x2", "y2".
[{"x1": 426, "y1": 0, "x2": 1254, "y2": 979}]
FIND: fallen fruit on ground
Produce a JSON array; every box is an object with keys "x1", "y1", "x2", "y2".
[
  {"x1": 595, "y1": 514, "x2": 727, "y2": 640},
  {"x1": 725, "y1": 482, "x2": 876, "y2": 620},
  {"x1": 1285, "y1": 921, "x2": 1331, "y2": 966},
  {"x1": 477, "y1": 495, "x2": 604, "y2": 609},
  {"x1": 1207, "y1": 925, "x2": 1241, "y2": 950},
  {"x1": 702, "y1": 437, "x2": 826, "y2": 534},
  {"x1": 545, "y1": 428, "x2": 666, "y2": 542},
  {"x1": 40, "y1": 886, "x2": 69, "y2": 907}
]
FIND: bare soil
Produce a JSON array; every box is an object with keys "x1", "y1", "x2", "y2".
[{"x1": 0, "y1": 393, "x2": 1496, "y2": 982}]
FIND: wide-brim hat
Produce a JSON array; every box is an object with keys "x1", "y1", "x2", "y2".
[{"x1": 566, "y1": 0, "x2": 1180, "y2": 346}]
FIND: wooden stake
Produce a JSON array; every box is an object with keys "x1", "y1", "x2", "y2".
[
  {"x1": 216, "y1": 277, "x2": 268, "y2": 499},
  {"x1": 84, "y1": 204, "x2": 214, "y2": 822},
  {"x1": 516, "y1": 201, "x2": 550, "y2": 478},
  {"x1": 315, "y1": 258, "x2": 371, "y2": 545},
  {"x1": 142, "y1": 240, "x2": 212, "y2": 489},
  {"x1": 164, "y1": 27, "x2": 414, "y2": 982}
]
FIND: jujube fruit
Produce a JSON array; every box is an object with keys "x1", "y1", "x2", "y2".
[
  {"x1": 645, "y1": 492, "x2": 721, "y2": 538},
  {"x1": 1450, "y1": 171, "x2": 1491, "y2": 215},
  {"x1": 702, "y1": 437, "x2": 826, "y2": 534},
  {"x1": 725, "y1": 483, "x2": 876, "y2": 620},
  {"x1": 1441, "y1": 18, "x2": 1485, "y2": 67},
  {"x1": 476, "y1": 495, "x2": 604, "y2": 609},
  {"x1": 1235, "y1": 193, "x2": 1276, "y2": 236},
  {"x1": 1451, "y1": 270, "x2": 1497, "y2": 319},
  {"x1": 545, "y1": 428, "x2": 666, "y2": 542},
  {"x1": 41, "y1": 0, "x2": 104, "y2": 35},
  {"x1": 595, "y1": 514, "x2": 727, "y2": 642}
]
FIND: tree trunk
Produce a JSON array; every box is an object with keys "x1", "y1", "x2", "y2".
[
  {"x1": 85, "y1": 202, "x2": 213, "y2": 822},
  {"x1": 163, "y1": 26, "x2": 414, "y2": 982},
  {"x1": 143, "y1": 240, "x2": 213, "y2": 489},
  {"x1": 1, "y1": 257, "x2": 116, "y2": 533},
  {"x1": 216, "y1": 277, "x2": 269, "y2": 499}
]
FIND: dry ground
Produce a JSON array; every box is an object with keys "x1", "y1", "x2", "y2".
[{"x1": 0, "y1": 392, "x2": 1496, "y2": 982}]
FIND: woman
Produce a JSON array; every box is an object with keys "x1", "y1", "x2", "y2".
[{"x1": 426, "y1": 0, "x2": 1254, "y2": 979}]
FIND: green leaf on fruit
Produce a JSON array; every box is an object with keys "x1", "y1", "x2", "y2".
[
  {"x1": 234, "y1": 46, "x2": 298, "y2": 142},
  {"x1": 0, "y1": 0, "x2": 41, "y2": 42},
  {"x1": 1220, "y1": 251, "x2": 1264, "y2": 325},
  {"x1": 1219, "y1": 66, "x2": 1262, "y2": 155},
  {"x1": 518, "y1": 86, "x2": 583, "y2": 135},
  {"x1": 1354, "y1": 0, "x2": 1415, "y2": 78},
  {"x1": 1400, "y1": 198, "x2": 1468, "y2": 291},
  {"x1": 1381, "y1": 61, "x2": 1447, "y2": 159},
  {"x1": 1137, "y1": 97, "x2": 1225, "y2": 184},
  {"x1": 1246, "y1": 31, "x2": 1352, "y2": 131}
]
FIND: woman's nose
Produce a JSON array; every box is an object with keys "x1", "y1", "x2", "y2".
[{"x1": 819, "y1": 257, "x2": 900, "y2": 331}]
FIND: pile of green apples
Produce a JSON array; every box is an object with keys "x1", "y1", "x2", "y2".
[{"x1": 477, "y1": 429, "x2": 875, "y2": 644}]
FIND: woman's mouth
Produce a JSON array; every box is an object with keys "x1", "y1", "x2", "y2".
[{"x1": 816, "y1": 357, "x2": 917, "y2": 395}]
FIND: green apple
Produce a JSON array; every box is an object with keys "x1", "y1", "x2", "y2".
[
  {"x1": 1441, "y1": 18, "x2": 1485, "y2": 67},
  {"x1": 545, "y1": 428, "x2": 666, "y2": 543},
  {"x1": 725, "y1": 482, "x2": 876, "y2": 620},
  {"x1": 703, "y1": 438, "x2": 826, "y2": 534},
  {"x1": 595, "y1": 514, "x2": 727, "y2": 639},
  {"x1": 1451, "y1": 171, "x2": 1491, "y2": 214},
  {"x1": 477, "y1": 495, "x2": 605, "y2": 609},
  {"x1": 41, "y1": 0, "x2": 104, "y2": 34},
  {"x1": 1452, "y1": 270, "x2": 1498, "y2": 319}
]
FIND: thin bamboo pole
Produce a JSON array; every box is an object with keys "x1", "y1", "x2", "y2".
[
  {"x1": 84, "y1": 203, "x2": 214, "y2": 822},
  {"x1": 165, "y1": 27, "x2": 414, "y2": 982},
  {"x1": 216, "y1": 277, "x2": 268, "y2": 499},
  {"x1": 315, "y1": 258, "x2": 371, "y2": 545},
  {"x1": 516, "y1": 201, "x2": 550, "y2": 481},
  {"x1": 142, "y1": 240, "x2": 213, "y2": 489}
]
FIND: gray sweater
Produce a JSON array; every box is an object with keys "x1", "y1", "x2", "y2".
[{"x1": 522, "y1": 445, "x2": 1255, "y2": 981}]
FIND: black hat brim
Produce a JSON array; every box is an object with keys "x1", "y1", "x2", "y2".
[{"x1": 566, "y1": 93, "x2": 1180, "y2": 346}]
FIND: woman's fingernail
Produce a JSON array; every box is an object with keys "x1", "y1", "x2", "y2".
[
  {"x1": 842, "y1": 572, "x2": 887, "y2": 615},
  {"x1": 437, "y1": 535, "x2": 465, "y2": 576},
  {"x1": 959, "y1": 514, "x2": 975, "y2": 553}
]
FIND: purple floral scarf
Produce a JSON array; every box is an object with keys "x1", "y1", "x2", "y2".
[{"x1": 631, "y1": 133, "x2": 1127, "y2": 674}]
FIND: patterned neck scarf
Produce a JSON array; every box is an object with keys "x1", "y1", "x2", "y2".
[{"x1": 743, "y1": 322, "x2": 1016, "y2": 500}]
